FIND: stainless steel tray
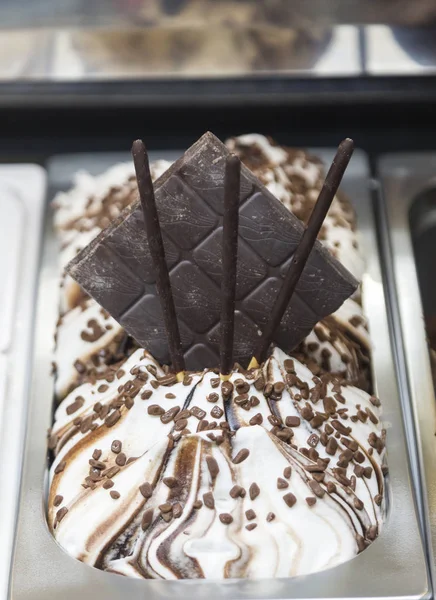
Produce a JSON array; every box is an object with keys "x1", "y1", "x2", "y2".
[
  {"x1": 0, "y1": 165, "x2": 47, "y2": 600},
  {"x1": 377, "y1": 154, "x2": 436, "y2": 587},
  {"x1": 9, "y1": 149, "x2": 429, "y2": 599}
]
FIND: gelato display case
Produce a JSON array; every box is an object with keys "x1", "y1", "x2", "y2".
[
  {"x1": 0, "y1": 1, "x2": 436, "y2": 106},
  {"x1": 378, "y1": 155, "x2": 436, "y2": 591},
  {"x1": 7, "y1": 143, "x2": 429, "y2": 599},
  {"x1": 2, "y1": 1, "x2": 436, "y2": 600}
]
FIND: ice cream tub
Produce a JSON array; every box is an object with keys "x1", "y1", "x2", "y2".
[
  {"x1": 8, "y1": 148, "x2": 429, "y2": 599},
  {"x1": 377, "y1": 153, "x2": 436, "y2": 589}
]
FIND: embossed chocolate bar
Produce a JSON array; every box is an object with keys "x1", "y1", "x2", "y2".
[{"x1": 67, "y1": 132, "x2": 357, "y2": 370}]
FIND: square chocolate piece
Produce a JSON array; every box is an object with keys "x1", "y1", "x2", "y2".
[{"x1": 67, "y1": 132, "x2": 357, "y2": 370}]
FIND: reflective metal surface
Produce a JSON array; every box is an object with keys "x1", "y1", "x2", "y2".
[
  {"x1": 1, "y1": 0, "x2": 436, "y2": 29},
  {"x1": 378, "y1": 154, "x2": 436, "y2": 587},
  {"x1": 0, "y1": 166, "x2": 47, "y2": 600},
  {"x1": 9, "y1": 149, "x2": 429, "y2": 599}
]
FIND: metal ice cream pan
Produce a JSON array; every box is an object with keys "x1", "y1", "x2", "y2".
[
  {"x1": 8, "y1": 149, "x2": 429, "y2": 600},
  {"x1": 377, "y1": 153, "x2": 436, "y2": 589}
]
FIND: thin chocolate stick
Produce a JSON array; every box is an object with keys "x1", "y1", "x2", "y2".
[
  {"x1": 220, "y1": 154, "x2": 240, "y2": 378},
  {"x1": 131, "y1": 139, "x2": 185, "y2": 376},
  {"x1": 249, "y1": 138, "x2": 354, "y2": 368}
]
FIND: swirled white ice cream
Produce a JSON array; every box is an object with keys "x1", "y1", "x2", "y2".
[
  {"x1": 296, "y1": 298, "x2": 371, "y2": 391},
  {"x1": 53, "y1": 159, "x2": 172, "y2": 312},
  {"x1": 54, "y1": 297, "x2": 128, "y2": 400},
  {"x1": 48, "y1": 347, "x2": 385, "y2": 579}
]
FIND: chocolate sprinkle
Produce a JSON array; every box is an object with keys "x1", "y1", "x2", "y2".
[
  {"x1": 245, "y1": 509, "x2": 256, "y2": 521},
  {"x1": 163, "y1": 476, "x2": 179, "y2": 488},
  {"x1": 191, "y1": 406, "x2": 207, "y2": 420},
  {"x1": 273, "y1": 382, "x2": 285, "y2": 395},
  {"x1": 285, "y1": 416, "x2": 301, "y2": 427},
  {"x1": 254, "y1": 376, "x2": 265, "y2": 391},
  {"x1": 66, "y1": 396, "x2": 85, "y2": 415},
  {"x1": 326, "y1": 437, "x2": 338, "y2": 455},
  {"x1": 210, "y1": 406, "x2": 224, "y2": 419},
  {"x1": 203, "y1": 492, "x2": 215, "y2": 509},
  {"x1": 331, "y1": 419, "x2": 352, "y2": 436},
  {"x1": 327, "y1": 482, "x2": 337, "y2": 494},
  {"x1": 266, "y1": 512, "x2": 276, "y2": 522},
  {"x1": 115, "y1": 452, "x2": 127, "y2": 466},
  {"x1": 363, "y1": 466, "x2": 373, "y2": 478},
  {"x1": 268, "y1": 415, "x2": 282, "y2": 427},
  {"x1": 245, "y1": 523, "x2": 257, "y2": 531},
  {"x1": 354, "y1": 497, "x2": 364, "y2": 510},
  {"x1": 102, "y1": 465, "x2": 120, "y2": 479},
  {"x1": 309, "y1": 480, "x2": 325, "y2": 498},
  {"x1": 141, "y1": 508, "x2": 154, "y2": 530},
  {"x1": 230, "y1": 485, "x2": 245, "y2": 498},
  {"x1": 283, "y1": 492, "x2": 297, "y2": 507},
  {"x1": 283, "y1": 466, "x2": 292, "y2": 479},
  {"x1": 54, "y1": 461, "x2": 66, "y2": 474},
  {"x1": 370, "y1": 395, "x2": 381, "y2": 407},
  {"x1": 174, "y1": 418, "x2": 188, "y2": 431},
  {"x1": 354, "y1": 465, "x2": 365, "y2": 478},
  {"x1": 206, "y1": 456, "x2": 219, "y2": 480},
  {"x1": 148, "y1": 404, "x2": 165, "y2": 416},
  {"x1": 110, "y1": 491, "x2": 120, "y2": 499},
  {"x1": 161, "y1": 406, "x2": 180, "y2": 424},
  {"x1": 158, "y1": 374, "x2": 178, "y2": 386},
  {"x1": 307, "y1": 433, "x2": 320, "y2": 448},
  {"x1": 221, "y1": 381, "x2": 234, "y2": 397},
  {"x1": 139, "y1": 482, "x2": 153, "y2": 499},
  {"x1": 56, "y1": 507, "x2": 68, "y2": 522},
  {"x1": 249, "y1": 483, "x2": 260, "y2": 500},
  {"x1": 233, "y1": 448, "x2": 250, "y2": 464},
  {"x1": 219, "y1": 513, "x2": 233, "y2": 525},
  {"x1": 105, "y1": 409, "x2": 121, "y2": 427},
  {"x1": 249, "y1": 413, "x2": 263, "y2": 426},
  {"x1": 74, "y1": 360, "x2": 86, "y2": 374}
]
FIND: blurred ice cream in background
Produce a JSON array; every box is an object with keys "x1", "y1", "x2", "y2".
[{"x1": 1, "y1": 0, "x2": 436, "y2": 81}]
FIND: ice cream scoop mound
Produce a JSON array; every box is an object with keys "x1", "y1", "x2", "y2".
[{"x1": 48, "y1": 347, "x2": 385, "y2": 579}]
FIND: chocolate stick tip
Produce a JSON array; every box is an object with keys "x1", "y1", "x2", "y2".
[
  {"x1": 226, "y1": 153, "x2": 240, "y2": 168},
  {"x1": 131, "y1": 139, "x2": 146, "y2": 161},
  {"x1": 251, "y1": 138, "x2": 355, "y2": 365},
  {"x1": 220, "y1": 154, "x2": 240, "y2": 377},
  {"x1": 131, "y1": 139, "x2": 185, "y2": 375},
  {"x1": 132, "y1": 138, "x2": 144, "y2": 150},
  {"x1": 338, "y1": 138, "x2": 354, "y2": 160}
]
